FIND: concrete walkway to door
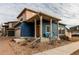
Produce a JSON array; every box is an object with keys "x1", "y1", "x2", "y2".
[{"x1": 34, "y1": 41, "x2": 79, "y2": 55}]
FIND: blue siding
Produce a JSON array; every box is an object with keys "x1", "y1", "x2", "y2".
[
  {"x1": 21, "y1": 22, "x2": 34, "y2": 37},
  {"x1": 42, "y1": 22, "x2": 49, "y2": 37},
  {"x1": 16, "y1": 20, "x2": 58, "y2": 39},
  {"x1": 52, "y1": 23, "x2": 58, "y2": 39},
  {"x1": 42, "y1": 21, "x2": 58, "y2": 39}
]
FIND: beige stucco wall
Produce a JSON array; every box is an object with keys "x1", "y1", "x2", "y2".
[
  {"x1": 9, "y1": 23, "x2": 13, "y2": 28},
  {"x1": 15, "y1": 28, "x2": 20, "y2": 38},
  {"x1": 65, "y1": 29, "x2": 72, "y2": 39},
  {"x1": 18, "y1": 11, "x2": 26, "y2": 21},
  {"x1": 2, "y1": 27, "x2": 6, "y2": 36},
  {"x1": 17, "y1": 10, "x2": 36, "y2": 21},
  {"x1": 26, "y1": 10, "x2": 36, "y2": 20}
]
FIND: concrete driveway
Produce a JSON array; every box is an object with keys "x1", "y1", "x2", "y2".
[{"x1": 34, "y1": 41, "x2": 79, "y2": 55}]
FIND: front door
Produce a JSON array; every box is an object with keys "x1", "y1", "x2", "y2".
[{"x1": 36, "y1": 25, "x2": 40, "y2": 37}]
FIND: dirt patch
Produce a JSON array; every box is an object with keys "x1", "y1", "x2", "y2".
[
  {"x1": 0, "y1": 39, "x2": 15, "y2": 55},
  {"x1": 71, "y1": 36, "x2": 79, "y2": 42},
  {"x1": 9, "y1": 39, "x2": 72, "y2": 55},
  {"x1": 0, "y1": 36, "x2": 77, "y2": 55}
]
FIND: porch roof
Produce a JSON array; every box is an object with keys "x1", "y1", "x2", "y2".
[
  {"x1": 17, "y1": 8, "x2": 61, "y2": 21},
  {"x1": 26, "y1": 12, "x2": 61, "y2": 22}
]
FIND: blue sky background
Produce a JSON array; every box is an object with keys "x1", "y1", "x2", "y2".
[{"x1": 0, "y1": 3, "x2": 79, "y2": 28}]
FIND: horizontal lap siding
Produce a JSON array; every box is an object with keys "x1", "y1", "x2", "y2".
[
  {"x1": 43, "y1": 21, "x2": 58, "y2": 39},
  {"x1": 21, "y1": 22, "x2": 34, "y2": 37},
  {"x1": 52, "y1": 23, "x2": 58, "y2": 39},
  {"x1": 42, "y1": 22, "x2": 49, "y2": 37}
]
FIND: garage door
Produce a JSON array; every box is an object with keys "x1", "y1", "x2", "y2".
[{"x1": 7, "y1": 31, "x2": 15, "y2": 36}]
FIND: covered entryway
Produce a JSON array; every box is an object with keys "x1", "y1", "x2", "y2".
[{"x1": 27, "y1": 13, "x2": 60, "y2": 41}]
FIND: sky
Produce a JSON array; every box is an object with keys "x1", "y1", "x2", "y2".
[{"x1": 0, "y1": 3, "x2": 79, "y2": 28}]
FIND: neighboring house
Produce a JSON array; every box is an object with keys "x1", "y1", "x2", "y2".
[
  {"x1": 59, "y1": 23, "x2": 66, "y2": 36},
  {"x1": 2, "y1": 23, "x2": 9, "y2": 36},
  {"x1": 70, "y1": 25, "x2": 79, "y2": 36},
  {"x1": 59, "y1": 23, "x2": 71, "y2": 40},
  {"x1": 14, "y1": 8, "x2": 61, "y2": 41},
  {"x1": 2, "y1": 21, "x2": 18, "y2": 36},
  {"x1": 0, "y1": 28, "x2": 2, "y2": 36}
]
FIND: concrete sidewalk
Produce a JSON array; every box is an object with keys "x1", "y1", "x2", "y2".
[{"x1": 34, "y1": 41, "x2": 79, "y2": 55}]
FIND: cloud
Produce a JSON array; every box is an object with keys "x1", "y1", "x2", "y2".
[
  {"x1": 60, "y1": 18, "x2": 79, "y2": 27},
  {"x1": 0, "y1": 3, "x2": 79, "y2": 28}
]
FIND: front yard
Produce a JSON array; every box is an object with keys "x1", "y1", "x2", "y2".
[
  {"x1": 6, "y1": 37, "x2": 73, "y2": 55},
  {"x1": 0, "y1": 36, "x2": 78, "y2": 55}
]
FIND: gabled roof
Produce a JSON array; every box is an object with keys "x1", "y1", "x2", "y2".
[
  {"x1": 17, "y1": 8, "x2": 37, "y2": 18},
  {"x1": 17, "y1": 8, "x2": 61, "y2": 21}
]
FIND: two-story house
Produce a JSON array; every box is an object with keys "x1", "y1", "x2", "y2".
[
  {"x1": 2, "y1": 21, "x2": 18, "y2": 36},
  {"x1": 59, "y1": 23, "x2": 71, "y2": 40},
  {"x1": 14, "y1": 8, "x2": 61, "y2": 42},
  {"x1": 70, "y1": 25, "x2": 79, "y2": 36}
]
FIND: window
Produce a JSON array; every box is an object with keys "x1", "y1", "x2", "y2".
[
  {"x1": 46, "y1": 25, "x2": 50, "y2": 32},
  {"x1": 59, "y1": 27, "x2": 65, "y2": 34}
]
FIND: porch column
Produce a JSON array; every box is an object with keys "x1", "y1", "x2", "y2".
[
  {"x1": 57, "y1": 21, "x2": 60, "y2": 40},
  {"x1": 50, "y1": 18, "x2": 53, "y2": 39},
  {"x1": 34, "y1": 19, "x2": 36, "y2": 38},
  {"x1": 40, "y1": 16, "x2": 43, "y2": 40}
]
